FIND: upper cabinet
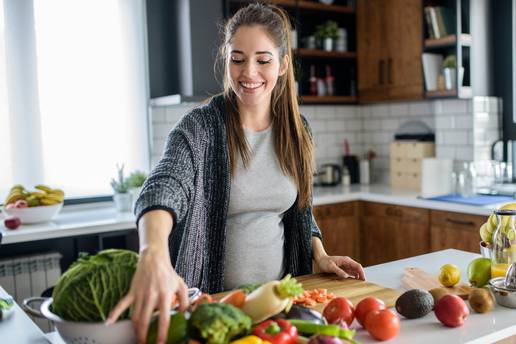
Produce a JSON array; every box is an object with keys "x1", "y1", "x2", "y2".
[
  {"x1": 225, "y1": 0, "x2": 359, "y2": 105},
  {"x1": 357, "y1": 0, "x2": 424, "y2": 103}
]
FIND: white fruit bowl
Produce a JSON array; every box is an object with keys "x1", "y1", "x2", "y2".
[{"x1": 3, "y1": 203, "x2": 63, "y2": 224}]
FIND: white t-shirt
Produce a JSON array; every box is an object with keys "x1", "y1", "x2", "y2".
[{"x1": 223, "y1": 126, "x2": 298, "y2": 290}]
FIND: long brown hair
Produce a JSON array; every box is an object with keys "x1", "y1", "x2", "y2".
[{"x1": 216, "y1": 3, "x2": 314, "y2": 210}]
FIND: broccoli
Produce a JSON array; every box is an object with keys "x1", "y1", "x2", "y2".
[{"x1": 188, "y1": 302, "x2": 252, "y2": 344}]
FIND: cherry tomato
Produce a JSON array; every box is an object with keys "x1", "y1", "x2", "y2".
[
  {"x1": 322, "y1": 297, "x2": 355, "y2": 326},
  {"x1": 355, "y1": 297, "x2": 386, "y2": 327},
  {"x1": 364, "y1": 309, "x2": 400, "y2": 341}
]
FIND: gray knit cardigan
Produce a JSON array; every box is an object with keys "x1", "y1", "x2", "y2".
[{"x1": 135, "y1": 95, "x2": 322, "y2": 293}]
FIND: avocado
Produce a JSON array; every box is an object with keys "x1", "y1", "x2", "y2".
[{"x1": 395, "y1": 289, "x2": 434, "y2": 319}]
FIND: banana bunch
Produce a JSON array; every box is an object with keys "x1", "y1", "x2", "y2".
[{"x1": 3, "y1": 184, "x2": 65, "y2": 207}]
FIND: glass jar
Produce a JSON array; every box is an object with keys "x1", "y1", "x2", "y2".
[{"x1": 491, "y1": 209, "x2": 516, "y2": 278}]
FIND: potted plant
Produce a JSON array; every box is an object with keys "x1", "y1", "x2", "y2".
[
  {"x1": 442, "y1": 55, "x2": 463, "y2": 90},
  {"x1": 110, "y1": 164, "x2": 131, "y2": 212},
  {"x1": 314, "y1": 20, "x2": 339, "y2": 51},
  {"x1": 127, "y1": 170, "x2": 147, "y2": 210}
]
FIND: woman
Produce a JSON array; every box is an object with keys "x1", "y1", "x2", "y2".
[{"x1": 107, "y1": 3, "x2": 365, "y2": 344}]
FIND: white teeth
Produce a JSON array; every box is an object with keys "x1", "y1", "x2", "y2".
[{"x1": 240, "y1": 82, "x2": 263, "y2": 89}]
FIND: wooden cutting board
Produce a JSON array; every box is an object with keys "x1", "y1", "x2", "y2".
[
  {"x1": 401, "y1": 267, "x2": 474, "y2": 299},
  {"x1": 213, "y1": 274, "x2": 401, "y2": 312},
  {"x1": 295, "y1": 273, "x2": 401, "y2": 312}
]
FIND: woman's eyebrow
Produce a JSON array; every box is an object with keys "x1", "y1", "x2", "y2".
[{"x1": 230, "y1": 50, "x2": 273, "y2": 56}]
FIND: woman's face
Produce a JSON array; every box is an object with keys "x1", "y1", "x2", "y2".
[{"x1": 227, "y1": 25, "x2": 288, "y2": 108}]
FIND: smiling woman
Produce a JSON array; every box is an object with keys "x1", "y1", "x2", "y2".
[{"x1": 0, "y1": 0, "x2": 149, "y2": 200}]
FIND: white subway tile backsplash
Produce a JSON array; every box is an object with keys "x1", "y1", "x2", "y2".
[
  {"x1": 150, "y1": 96, "x2": 501, "y2": 184},
  {"x1": 436, "y1": 115, "x2": 455, "y2": 130},
  {"x1": 151, "y1": 108, "x2": 166, "y2": 123},
  {"x1": 408, "y1": 101, "x2": 433, "y2": 116},
  {"x1": 444, "y1": 131, "x2": 468, "y2": 145},
  {"x1": 310, "y1": 120, "x2": 327, "y2": 133},
  {"x1": 371, "y1": 104, "x2": 389, "y2": 117},
  {"x1": 315, "y1": 106, "x2": 336, "y2": 119},
  {"x1": 153, "y1": 123, "x2": 172, "y2": 140},
  {"x1": 389, "y1": 103, "x2": 409, "y2": 116},
  {"x1": 455, "y1": 146, "x2": 474, "y2": 160},
  {"x1": 439, "y1": 99, "x2": 469, "y2": 115},
  {"x1": 380, "y1": 118, "x2": 399, "y2": 130},
  {"x1": 437, "y1": 146, "x2": 456, "y2": 159},
  {"x1": 366, "y1": 119, "x2": 381, "y2": 130}
]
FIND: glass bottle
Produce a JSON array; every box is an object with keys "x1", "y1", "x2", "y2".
[{"x1": 491, "y1": 209, "x2": 516, "y2": 278}]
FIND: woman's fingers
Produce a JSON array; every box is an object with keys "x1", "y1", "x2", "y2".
[
  {"x1": 137, "y1": 292, "x2": 159, "y2": 344},
  {"x1": 157, "y1": 292, "x2": 173, "y2": 344},
  {"x1": 106, "y1": 293, "x2": 134, "y2": 325},
  {"x1": 176, "y1": 280, "x2": 190, "y2": 312}
]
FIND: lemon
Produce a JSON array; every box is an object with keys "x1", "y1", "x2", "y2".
[{"x1": 438, "y1": 264, "x2": 461, "y2": 287}]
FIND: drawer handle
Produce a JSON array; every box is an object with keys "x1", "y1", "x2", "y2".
[{"x1": 445, "y1": 218, "x2": 475, "y2": 226}]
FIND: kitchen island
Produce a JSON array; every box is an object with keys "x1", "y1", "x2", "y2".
[{"x1": 1, "y1": 249, "x2": 515, "y2": 344}]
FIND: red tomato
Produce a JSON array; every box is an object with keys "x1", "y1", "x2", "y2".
[
  {"x1": 355, "y1": 297, "x2": 386, "y2": 327},
  {"x1": 322, "y1": 297, "x2": 355, "y2": 326},
  {"x1": 364, "y1": 309, "x2": 400, "y2": 341}
]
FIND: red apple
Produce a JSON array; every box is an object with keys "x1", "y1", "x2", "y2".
[
  {"x1": 4, "y1": 217, "x2": 21, "y2": 230},
  {"x1": 435, "y1": 294, "x2": 469, "y2": 327},
  {"x1": 5, "y1": 203, "x2": 15, "y2": 210}
]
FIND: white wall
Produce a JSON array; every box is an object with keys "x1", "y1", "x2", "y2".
[{"x1": 149, "y1": 97, "x2": 501, "y2": 184}]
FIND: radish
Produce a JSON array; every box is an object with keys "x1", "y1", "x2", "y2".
[{"x1": 241, "y1": 274, "x2": 303, "y2": 324}]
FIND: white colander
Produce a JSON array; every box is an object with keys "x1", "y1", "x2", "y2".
[{"x1": 23, "y1": 288, "x2": 200, "y2": 344}]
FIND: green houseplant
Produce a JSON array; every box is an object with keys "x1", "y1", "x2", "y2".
[
  {"x1": 442, "y1": 55, "x2": 463, "y2": 90},
  {"x1": 314, "y1": 20, "x2": 339, "y2": 51},
  {"x1": 111, "y1": 164, "x2": 132, "y2": 212},
  {"x1": 127, "y1": 170, "x2": 147, "y2": 210}
]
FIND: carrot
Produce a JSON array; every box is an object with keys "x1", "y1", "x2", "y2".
[{"x1": 220, "y1": 289, "x2": 246, "y2": 308}]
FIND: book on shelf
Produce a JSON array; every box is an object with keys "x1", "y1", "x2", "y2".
[
  {"x1": 421, "y1": 53, "x2": 443, "y2": 91},
  {"x1": 424, "y1": 6, "x2": 455, "y2": 39}
]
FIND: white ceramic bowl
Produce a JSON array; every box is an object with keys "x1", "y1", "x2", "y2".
[{"x1": 3, "y1": 203, "x2": 63, "y2": 224}]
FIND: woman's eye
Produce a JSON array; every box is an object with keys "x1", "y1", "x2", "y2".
[
  {"x1": 231, "y1": 58, "x2": 244, "y2": 64},
  {"x1": 258, "y1": 60, "x2": 271, "y2": 65}
]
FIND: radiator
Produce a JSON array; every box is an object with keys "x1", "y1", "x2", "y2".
[{"x1": 0, "y1": 252, "x2": 62, "y2": 332}]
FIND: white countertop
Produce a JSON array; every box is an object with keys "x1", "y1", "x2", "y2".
[
  {"x1": 1, "y1": 185, "x2": 510, "y2": 245},
  {"x1": 2, "y1": 249, "x2": 515, "y2": 344},
  {"x1": 354, "y1": 249, "x2": 516, "y2": 344}
]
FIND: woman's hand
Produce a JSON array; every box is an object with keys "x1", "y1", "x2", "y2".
[
  {"x1": 106, "y1": 247, "x2": 189, "y2": 344},
  {"x1": 315, "y1": 254, "x2": 366, "y2": 281}
]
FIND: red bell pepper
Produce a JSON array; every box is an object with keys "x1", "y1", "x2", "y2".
[{"x1": 253, "y1": 319, "x2": 298, "y2": 344}]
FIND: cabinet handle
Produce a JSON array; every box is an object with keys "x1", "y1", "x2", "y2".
[
  {"x1": 378, "y1": 59, "x2": 385, "y2": 85},
  {"x1": 445, "y1": 218, "x2": 475, "y2": 227},
  {"x1": 387, "y1": 58, "x2": 393, "y2": 84},
  {"x1": 385, "y1": 207, "x2": 395, "y2": 216}
]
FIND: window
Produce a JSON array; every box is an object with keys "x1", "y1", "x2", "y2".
[{"x1": 0, "y1": 0, "x2": 149, "y2": 200}]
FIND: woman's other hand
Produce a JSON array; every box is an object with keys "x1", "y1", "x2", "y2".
[
  {"x1": 106, "y1": 247, "x2": 189, "y2": 344},
  {"x1": 316, "y1": 254, "x2": 366, "y2": 281}
]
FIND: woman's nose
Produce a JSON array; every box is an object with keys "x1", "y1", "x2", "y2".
[{"x1": 242, "y1": 61, "x2": 257, "y2": 77}]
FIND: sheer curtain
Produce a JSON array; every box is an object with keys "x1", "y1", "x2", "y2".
[{"x1": 0, "y1": 0, "x2": 149, "y2": 200}]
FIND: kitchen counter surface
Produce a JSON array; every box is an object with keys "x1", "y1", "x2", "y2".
[
  {"x1": 1, "y1": 184, "x2": 510, "y2": 245},
  {"x1": 2, "y1": 249, "x2": 515, "y2": 343}
]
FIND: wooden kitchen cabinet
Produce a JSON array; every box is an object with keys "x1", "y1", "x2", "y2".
[
  {"x1": 430, "y1": 210, "x2": 486, "y2": 253},
  {"x1": 313, "y1": 202, "x2": 360, "y2": 261},
  {"x1": 357, "y1": 0, "x2": 423, "y2": 102},
  {"x1": 360, "y1": 202, "x2": 430, "y2": 266}
]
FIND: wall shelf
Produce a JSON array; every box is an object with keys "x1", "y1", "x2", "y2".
[
  {"x1": 300, "y1": 95, "x2": 357, "y2": 104},
  {"x1": 424, "y1": 34, "x2": 472, "y2": 49},
  {"x1": 295, "y1": 49, "x2": 356, "y2": 59}
]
